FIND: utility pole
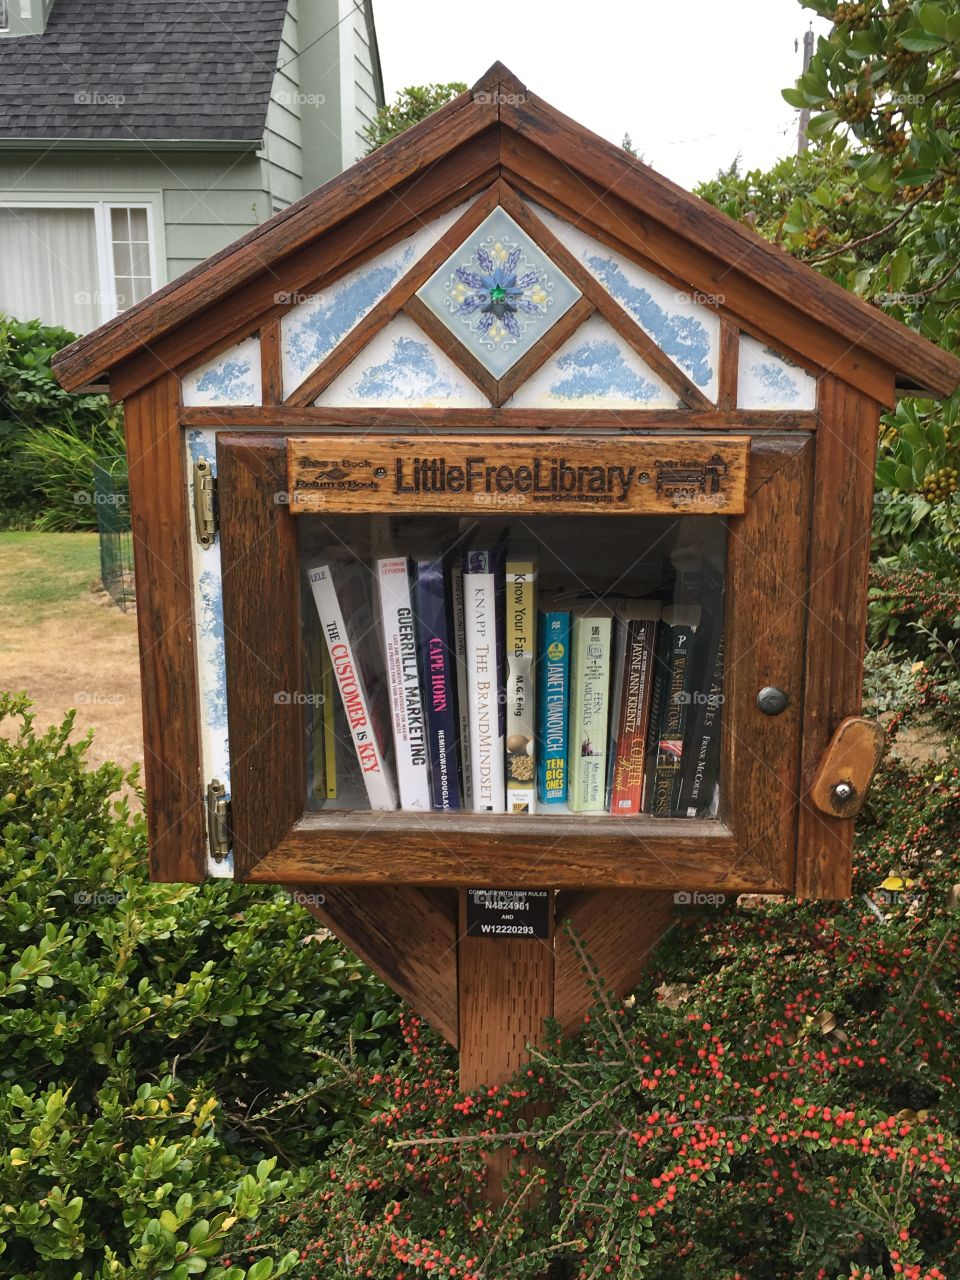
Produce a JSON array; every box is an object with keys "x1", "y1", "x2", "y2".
[{"x1": 797, "y1": 25, "x2": 815, "y2": 154}]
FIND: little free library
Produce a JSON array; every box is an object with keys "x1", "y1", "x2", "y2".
[{"x1": 54, "y1": 64, "x2": 960, "y2": 1088}]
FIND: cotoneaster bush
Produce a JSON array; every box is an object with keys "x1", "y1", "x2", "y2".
[
  {"x1": 0, "y1": 692, "x2": 401, "y2": 1279},
  {"x1": 242, "y1": 728, "x2": 960, "y2": 1280}
]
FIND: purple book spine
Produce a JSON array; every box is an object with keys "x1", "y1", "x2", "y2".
[{"x1": 413, "y1": 559, "x2": 463, "y2": 811}]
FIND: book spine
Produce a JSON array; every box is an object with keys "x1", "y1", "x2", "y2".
[
  {"x1": 604, "y1": 614, "x2": 627, "y2": 809},
  {"x1": 568, "y1": 614, "x2": 613, "y2": 812},
  {"x1": 610, "y1": 616, "x2": 658, "y2": 815},
  {"x1": 320, "y1": 641, "x2": 337, "y2": 800},
  {"x1": 306, "y1": 563, "x2": 397, "y2": 810},
  {"x1": 505, "y1": 559, "x2": 537, "y2": 813},
  {"x1": 644, "y1": 622, "x2": 697, "y2": 816},
  {"x1": 683, "y1": 628, "x2": 725, "y2": 817},
  {"x1": 678, "y1": 564, "x2": 726, "y2": 818},
  {"x1": 303, "y1": 608, "x2": 326, "y2": 805},
  {"x1": 464, "y1": 550, "x2": 505, "y2": 812},
  {"x1": 413, "y1": 559, "x2": 462, "y2": 811},
  {"x1": 450, "y1": 566, "x2": 474, "y2": 808},
  {"x1": 376, "y1": 557, "x2": 431, "y2": 811},
  {"x1": 537, "y1": 611, "x2": 570, "y2": 805}
]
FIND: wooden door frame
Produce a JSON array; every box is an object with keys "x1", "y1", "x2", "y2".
[{"x1": 215, "y1": 429, "x2": 813, "y2": 892}]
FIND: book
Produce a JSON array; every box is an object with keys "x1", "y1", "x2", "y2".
[
  {"x1": 463, "y1": 544, "x2": 506, "y2": 812},
  {"x1": 303, "y1": 601, "x2": 327, "y2": 806},
  {"x1": 643, "y1": 605, "x2": 702, "y2": 816},
  {"x1": 320, "y1": 640, "x2": 337, "y2": 800},
  {"x1": 609, "y1": 602, "x2": 661, "y2": 815},
  {"x1": 505, "y1": 556, "x2": 537, "y2": 813},
  {"x1": 537, "y1": 606, "x2": 570, "y2": 805},
  {"x1": 678, "y1": 561, "x2": 726, "y2": 818},
  {"x1": 305, "y1": 559, "x2": 397, "y2": 810},
  {"x1": 604, "y1": 603, "x2": 630, "y2": 809},
  {"x1": 375, "y1": 556, "x2": 431, "y2": 811},
  {"x1": 450, "y1": 564, "x2": 474, "y2": 808},
  {"x1": 568, "y1": 606, "x2": 614, "y2": 812},
  {"x1": 412, "y1": 556, "x2": 462, "y2": 811}
]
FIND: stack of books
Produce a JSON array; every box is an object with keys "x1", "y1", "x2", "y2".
[{"x1": 304, "y1": 541, "x2": 725, "y2": 818}]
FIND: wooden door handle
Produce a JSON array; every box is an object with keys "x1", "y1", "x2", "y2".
[{"x1": 809, "y1": 716, "x2": 885, "y2": 818}]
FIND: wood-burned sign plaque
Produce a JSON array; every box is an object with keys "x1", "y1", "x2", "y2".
[{"x1": 286, "y1": 434, "x2": 750, "y2": 516}]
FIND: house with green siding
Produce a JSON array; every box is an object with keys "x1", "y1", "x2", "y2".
[{"x1": 0, "y1": 0, "x2": 383, "y2": 333}]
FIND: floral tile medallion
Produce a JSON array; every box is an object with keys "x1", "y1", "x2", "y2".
[{"x1": 416, "y1": 206, "x2": 581, "y2": 378}]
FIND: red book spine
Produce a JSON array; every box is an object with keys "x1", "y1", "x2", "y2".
[{"x1": 609, "y1": 617, "x2": 657, "y2": 815}]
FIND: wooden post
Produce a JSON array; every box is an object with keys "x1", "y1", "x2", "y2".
[
  {"x1": 455, "y1": 889, "x2": 676, "y2": 1205},
  {"x1": 457, "y1": 889, "x2": 555, "y2": 1204}
]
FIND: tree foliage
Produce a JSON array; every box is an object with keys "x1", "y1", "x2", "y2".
[
  {"x1": 362, "y1": 83, "x2": 468, "y2": 153},
  {"x1": 698, "y1": 0, "x2": 960, "y2": 564}
]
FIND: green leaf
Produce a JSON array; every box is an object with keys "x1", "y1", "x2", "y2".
[
  {"x1": 246, "y1": 1261, "x2": 274, "y2": 1280},
  {"x1": 806, "y1": 110, "x2": 839, "y2": 140},
  {"x1": 917, "y1": 3, "x2": 948, "y2": 37},
  {"x1": 897, "y1": 27, "x2": 945, "y2": 51},
  {"x1": 782, "y1": 87, "x2": 808, "y2": 108}
]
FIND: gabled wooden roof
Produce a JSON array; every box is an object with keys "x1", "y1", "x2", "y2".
[{"x1": 53, "y1": 63, "x2": 960, "y2": 405}]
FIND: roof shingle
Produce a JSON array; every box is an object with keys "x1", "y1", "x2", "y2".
[{"x1": 0, "y1": 0, "x2": 289, "y2": 142}]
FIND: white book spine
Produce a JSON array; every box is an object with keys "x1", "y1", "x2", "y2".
[
  {"x1": 464, "y1": 567, "x2": 505, "y2": 813},
  {"x1": 450, "y1": 566, "x2": 474, "y2": 807},
  {"x1": 375, "y1": 557, "x2": 431, "y2": 811},
  {"x1": 306, "y1": 564, "x2": 397, "y2": 810}
]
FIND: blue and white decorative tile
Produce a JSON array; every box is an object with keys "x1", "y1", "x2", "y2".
[
  {"x1": 181, "y1": 336, "x2": 261, "y2": 407},
  {"x1": 738, "y1": 335, "x2": 817, "y2": 409},
  {"x1": 415, "y1": 206, "x2": 582, "y2": 379},
  {"x1": 504, "y1": 315, "x2": 682, "y2": 409},
  {"x1": 185, "y1": 429, "x2": 232, "y2": 879},
  {"x1": 531, "y1": 203, "x2": 720, "y2": 403},
  {"x1": 281, "y1": 202, "x2": 469, "y2": 399},
  {"x1": 315, "y1": 315, "x2": 490, "y2": 408}
]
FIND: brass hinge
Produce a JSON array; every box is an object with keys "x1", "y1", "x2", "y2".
[
  {"x1": 206, "y1": 779, "x2": 231, "y2": 862},
  {"x1": 192, "y1": 457, "x2": 218, "y2": 549}
]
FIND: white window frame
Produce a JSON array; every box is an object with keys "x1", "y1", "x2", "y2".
[{"x1": 0, "y1": 196, "x2": 162, "y2": 325}]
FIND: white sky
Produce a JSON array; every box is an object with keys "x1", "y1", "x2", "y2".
[{"x1": 374, "y1": 0, "x2": 832, "y2": 191}]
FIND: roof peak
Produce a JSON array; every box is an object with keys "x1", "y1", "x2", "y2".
[{"x1": 470, "y1": 61, "x2": 528, "y2": 98}]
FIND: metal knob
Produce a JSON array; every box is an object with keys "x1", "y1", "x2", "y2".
[
  {"x1": 832, "y1": 780, "x2": 856, "y2": 804},
  {"x1": 757, "y1": 686, "x2": 789, "y2": 716}
]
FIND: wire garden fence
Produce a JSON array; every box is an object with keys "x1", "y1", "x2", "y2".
[{"x1": 93, "y1": 455, "x2": 135, "y2": 612}]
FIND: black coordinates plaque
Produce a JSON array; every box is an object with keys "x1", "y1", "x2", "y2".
[{"x1": 465, "y1": 889, "x2": 551, "y2": 939}]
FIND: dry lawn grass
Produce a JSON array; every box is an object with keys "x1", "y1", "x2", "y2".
[{"x1": 0, "y1": 533, "x2": 143, "y2": 782}]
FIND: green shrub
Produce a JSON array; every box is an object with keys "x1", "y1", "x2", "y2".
[
  {"x1": 0, "y1": 692, "x2": 401, "y2": 1278},
  {"x1": 0, "y1": 315, "x2": 123, "y2": 530}
]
